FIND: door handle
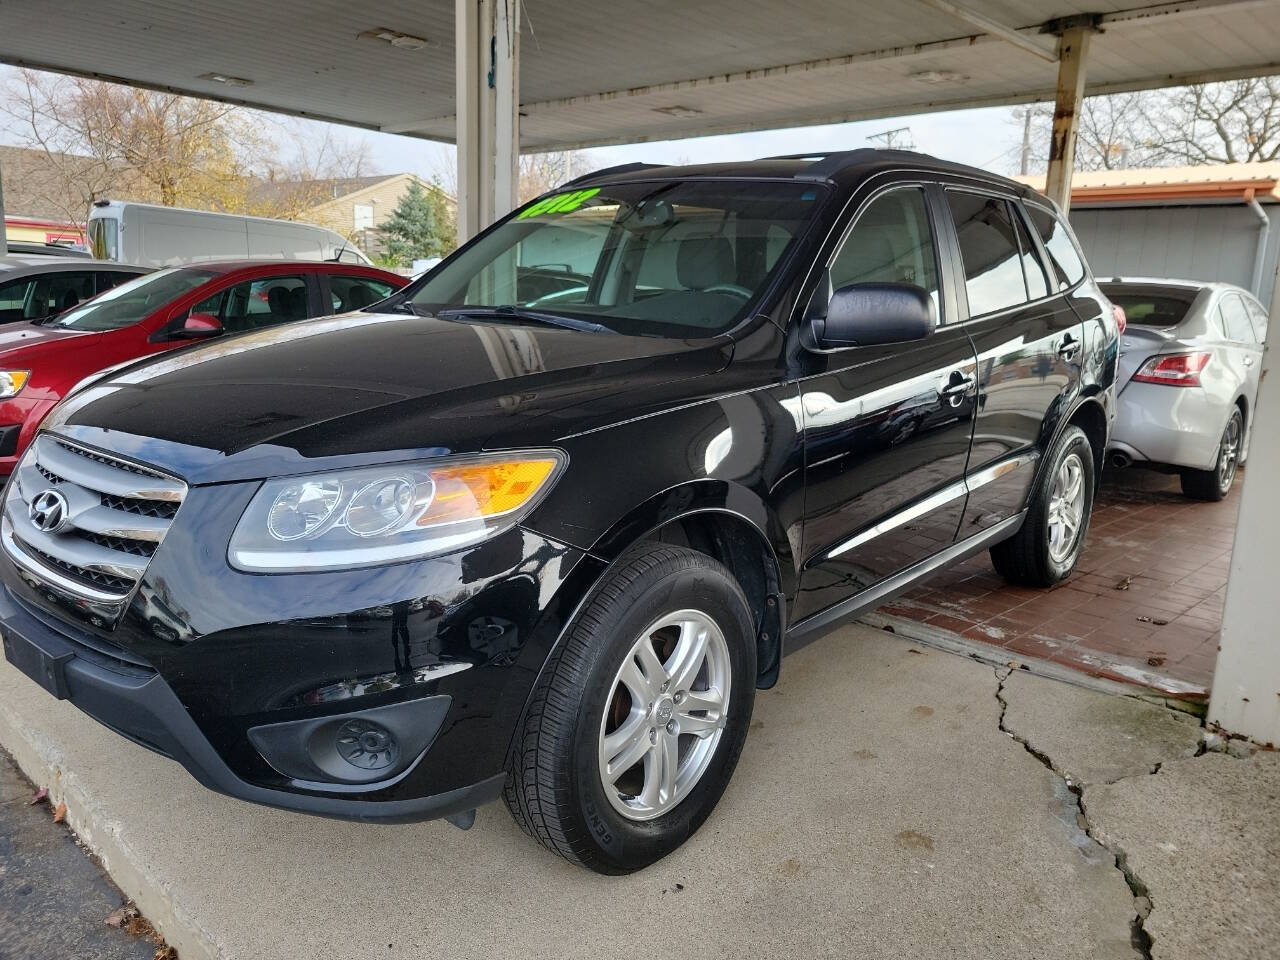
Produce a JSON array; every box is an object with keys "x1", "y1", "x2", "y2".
[
  {"x1": 939, "y1": 371, "x2": 976, "y2": 406},
  {"x1": 1058, "y1": 334, "x2": 1081, "y2": 361}
]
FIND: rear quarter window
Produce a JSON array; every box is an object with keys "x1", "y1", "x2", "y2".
[{"x1": 1026, "y1": 204, "x2": 1086, "y2": 288}]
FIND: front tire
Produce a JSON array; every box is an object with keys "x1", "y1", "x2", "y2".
[
  {"x1": 1180, "y1": 407, "x2": 1242, "y2": 502},
  {"x1": 504, "y1": 543, "x2": 756, "y2": 873},
  {"x1": 990, "y1": 425, "x2": 1095, "y2": 587}
]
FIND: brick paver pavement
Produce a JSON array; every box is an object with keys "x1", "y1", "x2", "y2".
[{"x1": 874, "y1": 467, "x2": 1241, "y2": 700}]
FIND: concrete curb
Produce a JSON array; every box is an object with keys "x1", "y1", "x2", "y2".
[
  {"x1": 0, "y1": 694, "x2": 221, "y2": 960},
  {"x1": 858, "y1": 611, "x2": 1208, "y2": 715}
]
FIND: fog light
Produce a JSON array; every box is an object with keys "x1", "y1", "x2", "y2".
[
  {"x1": 335, "y1": 719, "x2": 399, "y2": 772},
  {"x1": 247, "y1": 695, "x2": 452, "y2": 786}
]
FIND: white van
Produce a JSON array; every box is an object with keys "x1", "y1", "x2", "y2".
[{"x1": 87, "y1": 201, "x2": 371, "y2": 268}]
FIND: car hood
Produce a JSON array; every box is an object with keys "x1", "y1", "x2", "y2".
[
  {"x1": 0, "y1": 321, "x2": 92, "y2": 355},
  {"x1": 50, "y1": 311, "x2": 732, "y2": 481}
]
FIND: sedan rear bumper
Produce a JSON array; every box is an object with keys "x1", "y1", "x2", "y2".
[{"x1": 1110, "y1": 381, "x2": 1224, "y2": 472}]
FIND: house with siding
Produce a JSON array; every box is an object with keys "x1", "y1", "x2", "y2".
[{"x1": 270, "y1": 173, "x2": 454, "y2": 258}]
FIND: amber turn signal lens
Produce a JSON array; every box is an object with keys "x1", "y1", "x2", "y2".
[{"x1": 418, "y1": 458, "x2": 559, "y2": 526}]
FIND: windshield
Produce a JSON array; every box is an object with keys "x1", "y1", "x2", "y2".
[
  {"x1": 404, "y1": 179, "x2": 827, "y2": 337},
  {"x1": 1102, "y1": 287, "x2": 1198, "y2": 328},
  {"x1": 88, "y1": 217, "x2": 119, "y2": 261},
  {"x1": 49, "y1": 267, "x2": 215, "y2": 332}
]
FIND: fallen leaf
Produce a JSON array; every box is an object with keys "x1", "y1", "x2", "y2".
[
  {"x1": 52, "y1": 801, "x2": 67, "y2": 824},
  {"x1": 27, "y1": 787, "x2": 48, "y2": 806},
  {"x1": 105, "y1": 905, "x2": 138, "y2": 929},
  {"x1": 153, "y1": 947, "x2": 177, "y2": 960},
  {"x1": 1147, "y1": 656, "x2": 1166, "y2": 667},
  {"x1": 1114, "y1": 576, "x2": 1132, "y2": 591}
]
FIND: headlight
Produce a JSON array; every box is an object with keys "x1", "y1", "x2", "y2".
[
  {"x1": 0, "y1": 371, "x2": 30, "y2": 398},
  {"x1": 228, "y1": 451, "x2": 565, "y2": 572}
]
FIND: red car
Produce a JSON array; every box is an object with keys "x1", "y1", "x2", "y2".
[{"x1": 0, "y1": 260, "x2": 405, "y2": 477}]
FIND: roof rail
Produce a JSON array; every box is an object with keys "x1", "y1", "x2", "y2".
[
  {"x1": 559, "y1": 162, "x2": 665, "y2": 188},
  {"x1": 795, "y1": 148, "x2": 922, "y2": 181}
]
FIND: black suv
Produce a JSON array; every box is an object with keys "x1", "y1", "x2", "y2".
[{"x1": 0, "y1": 151, "x2": 1117, "y2": 873}]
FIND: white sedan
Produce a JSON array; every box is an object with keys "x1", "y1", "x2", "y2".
[{"x1": 1104, "y1": 278, "x2": 1267, "y2": 501}]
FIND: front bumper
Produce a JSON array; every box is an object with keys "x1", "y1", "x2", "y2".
[
  {"x1": 0, "y1": 459, "x2": 603, "y2": 821},
  {"x1": 1110, "y1": 381, "x2": 1224, "y2": 471},
  {"x1": 0, "y1": 587, "x2": 506, "y2": 821}
]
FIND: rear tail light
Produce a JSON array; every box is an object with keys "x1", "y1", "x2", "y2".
[
  {"x1": 1112, "y1": 303, "x2": 1127, "y2": 334},
  {"x1": 1132, "y1": 351, "x2": 1211, "y2": 387}
]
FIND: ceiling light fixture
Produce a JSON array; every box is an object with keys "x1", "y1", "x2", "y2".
[
  {"x1": 360, "y1": 28, "x2": 429, "y2": 50},
  {"x1": 198, "y1": 72, "x2": 253, "y2": 87},
  {"x1": 909, "y1": 69, "x2": 971, "y2": 85},
  {"x1": 652, "y1": 105, "x2": 704, "y2": 119}
]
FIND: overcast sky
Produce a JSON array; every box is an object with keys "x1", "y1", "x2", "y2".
[
  {"x1": 361, "y1": 104, "x2": 1027, "y2": 182},
  {"x1": 0, "y1": 64, "x2": 1027, "y2": 182}
]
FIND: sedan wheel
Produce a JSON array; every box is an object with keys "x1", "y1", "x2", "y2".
[
  {"x1": 1181, "y1": 408, "x2": 1244, "y2": 502},
  {"x1": 1217, "y1": 411, "x2": 1242, "y2": 494}
]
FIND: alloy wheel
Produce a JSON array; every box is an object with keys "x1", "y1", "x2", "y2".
[
  {"x1": 1218, "y1": 412, "x2": 1242, "y2": 494},
  {"x1": 597, "y1": 609, "x2": 732, "y2": 821},
  {"x1": 1047, "y1": 452, "x2": 1086, "y2": 564}
]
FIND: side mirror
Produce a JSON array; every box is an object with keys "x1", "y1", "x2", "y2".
[
  {"x1": 807, "y1": 282, "x2": 935, "y2": 350},
  {"x1": 173, "y1": 311, "x2": 223, "y2": 340}
]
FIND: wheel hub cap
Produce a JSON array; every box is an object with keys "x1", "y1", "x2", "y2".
[{"x1": 597, "y1": 609, "x2": 732, "y2": 821}]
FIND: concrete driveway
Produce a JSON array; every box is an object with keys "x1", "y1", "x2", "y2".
[{"x1": 1, "y1": 622, "x2": 1275, "y2": 960}]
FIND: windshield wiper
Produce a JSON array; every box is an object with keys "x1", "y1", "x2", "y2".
[{"x1": 435, "y1": 305, "x2": 615, "y2": 334}]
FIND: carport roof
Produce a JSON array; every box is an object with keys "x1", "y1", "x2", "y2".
[
  {"x1": 3, "y1": 1, "x2": 1279, "y2": 150},
  {"x1": 1017, "y1": 162, "x2": 1280, "y2": 203}
]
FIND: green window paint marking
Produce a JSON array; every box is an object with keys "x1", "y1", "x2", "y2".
[{"x1": 516, "y1": 187, "x2": 600, "y2": 219}]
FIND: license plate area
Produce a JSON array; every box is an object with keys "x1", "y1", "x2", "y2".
[{"x1": 2, "y1": 624, "x2": 72, "y2": 699}]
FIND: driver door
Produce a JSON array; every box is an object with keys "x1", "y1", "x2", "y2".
[{"x1": 793, "y1": 184, "x2": 978, "y2": 622}]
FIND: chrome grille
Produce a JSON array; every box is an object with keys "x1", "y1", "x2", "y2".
[{"x1": 2, "y1": 434, "x2": 187, "y2": 604}]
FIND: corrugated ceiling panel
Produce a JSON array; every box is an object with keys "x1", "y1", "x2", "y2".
[{"x1": 0, "y1": 0, "x2": 1277, "y2": 149}]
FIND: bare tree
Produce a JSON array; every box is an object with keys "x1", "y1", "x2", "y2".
[
  {"x1": 1075, "y1": 92, "x2": 1163, "y2": 170},
  {"x1": 519, "y1": 150, "x2": 597, "y2": 203},
  {"x1": 1149, "y1": 79, "x2": 1280, "y2": 164},
  {"x1": 1008, "y1": 77, "x2": 1280, "y2": 176},
  {"x1": 1, "y1": 69, "x2": 376, "y2": 225}
]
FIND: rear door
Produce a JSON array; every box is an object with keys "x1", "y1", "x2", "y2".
[
  {"x1": 793, "y1": 183, "x2": 979, "y2": 621},
  {"x1": 940, "y1": 188, "x2": 1085, "y2": 531},
  {"x1": 187, "y1": 273, "x2": 316, "y2": 333},
  {"x1": 323, "y1": 273, "x2": 400, "y2": 314},
  {"x1": 1219, "y1": 291, "x2": 1264, "y2": 412}
]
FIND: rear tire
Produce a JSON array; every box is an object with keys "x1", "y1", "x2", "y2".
[
  {"x1": 1180, "y1": 408, "x2": 1242, "y2": 502},
  {"x1": 990, "y1": 425, "x2": 1095, "y2": 587},
  {"x1": 504, "y1": 543, "x2": 756, "y2": 874}
]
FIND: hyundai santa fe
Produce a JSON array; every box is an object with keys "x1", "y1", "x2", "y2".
[{"x1": 0, "y1": 150, "x2": 1118, "y2": 873}]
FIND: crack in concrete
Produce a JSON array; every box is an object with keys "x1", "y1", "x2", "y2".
[{"x1": 994, "y1": 665, "x2": 1155, "y2": 960}]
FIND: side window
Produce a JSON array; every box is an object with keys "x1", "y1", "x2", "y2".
[
  {"x1": 0, "y1": 278, "x2": 32, "y2": 322},
  {"x1": 193, "y1": 277, "x2": 309, "y2": 332},
  {"x1": 1011, "y1": 205, "x2": 1050, "y2": 300},
  {"x1": 1219, "y1": 294, "x2": 1256, "y2": 343},
  {"x1": 945, "y1": 191, "x2": 1027, "y2": 317},
  {"x1": 1026, "y1": 204, "x2": 1086, "y2": 288},
  {"x1": 330, "y1": 275, "x2": 396, "y2": 312},
  {"x1": 828, "y1": 187, "x2": 940, "y2": 313},
  {"x1": 96, "y1": 271, "x2": 137, "y2": 296},
  {"x1": 27, "y1": 271, "x2": 97, "y2": 318},
  {"x1": 1245, "y1": 297, "x2": 1270, "y2": 343}
]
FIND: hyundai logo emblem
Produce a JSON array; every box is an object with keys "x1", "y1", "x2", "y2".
[{"x1": 28, "y1": 489, "x2": 70, "y2": 534}]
